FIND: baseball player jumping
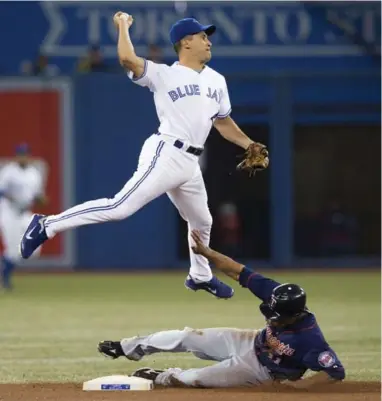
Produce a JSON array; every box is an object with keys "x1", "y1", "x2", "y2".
[
  {"x1": 19, "y1": 14, "x2": 269, "y2": 299},
  {"x1": 99, "y1": 230, "x2": 345, "y2": 389},
  {"x1": 0, "y1": 144, "x2": 47, "y2": 290}
]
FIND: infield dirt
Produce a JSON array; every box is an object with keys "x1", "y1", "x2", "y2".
[{"x1": 0, "y1": 381, "x2": 380, "y2": 401}]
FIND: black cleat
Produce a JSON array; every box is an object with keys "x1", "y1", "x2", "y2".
[
  {"x1": 132, "y1": 367, "x2": 164, "y2": 381},
  {"x1": 98, "y1": 340, "x2": 125, "y2": 359}
]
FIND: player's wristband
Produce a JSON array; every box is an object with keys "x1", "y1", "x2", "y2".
[{"x1": 239, "y1": 267, "x2": 255, "y2": 288}]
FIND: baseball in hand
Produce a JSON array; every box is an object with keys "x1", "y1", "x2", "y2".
[{"x1": 113, "y1": 11, "x2": 133, "y2": 29}]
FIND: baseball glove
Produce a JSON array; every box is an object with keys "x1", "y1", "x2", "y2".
[{"x1": 237, "y1": 142, "x2": 269, "y2": 177}]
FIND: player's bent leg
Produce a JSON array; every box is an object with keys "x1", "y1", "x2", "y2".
[
  {"x1": 100, "y1": 327, "x2": 243, "y2": 362},
  {"x1": 20, "y1": 137, "x2": 196, "y2": 259},
  {"x1": 44, "y1": 140, "x2": 168, "y2": 238},
  {"x1": 167, "y1": 166, "x2": 233, "y2": 299},
  {"x1": 154, "y1": 353, "x2": 272, "y2": 388},
  {"x1": 167, "y1": 167, "x2": 213, "y2": 282}
]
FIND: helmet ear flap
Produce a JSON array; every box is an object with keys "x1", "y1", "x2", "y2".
[
  {"x1": 259, "y1": 302, "x2": 279, "y2": 321},
  {"x1": 259, "y1": 302, "x2": 270, "y2": 318}
]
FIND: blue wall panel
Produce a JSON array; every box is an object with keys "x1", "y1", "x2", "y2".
[{"x1": 292, "y1": 74, "x2": 381, "y2": 104}]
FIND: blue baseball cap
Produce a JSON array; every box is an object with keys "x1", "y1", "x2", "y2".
[
  {"x1": 170, "y1": 18, "x2": 216, "y2": 45},
  {"x1": 15, "y1": 143, "x2": 30, "y2": 155}
]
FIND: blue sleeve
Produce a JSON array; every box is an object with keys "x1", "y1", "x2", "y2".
[
  {"x1": 302, "y1": 348, "x2": 345, "y2": 380},
  {"x1": 238, "y1": 267, "x2": 281, "y2": 301}
]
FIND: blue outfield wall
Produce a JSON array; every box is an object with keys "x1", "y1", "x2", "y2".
[{"x1": 72, "y1": 71, "x2": 380, "y2": 269}]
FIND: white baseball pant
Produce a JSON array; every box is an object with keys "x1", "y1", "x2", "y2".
[
  {"x1": 44, "y1": 134, "x2": 213, "y2": 281},
  {"x1": 120, "y1": 327, "x2": 272, "y2": 387}
]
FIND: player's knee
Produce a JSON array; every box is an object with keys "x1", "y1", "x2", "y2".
[
  {"x1": 194, "y1": 211, "x2": 212, "y2": 231},
  {"x1": 109, "y1": 207, "x2": 127, "y2": 220},
  {"x1": 180, "y1": 327, "x2": 194, "y2": 343},
  {"x1": 173, "y1": 370, "x2": 203, "y2": 387},
  {"x1": 181, "y1": 327, "x2": 205, "y2": 347},
  {"x1": 204, "y1": 212, "x2": 213, "y2": 228},
  {"x1": 106, "y1": 197, "x2": 131, "y2": 221}
]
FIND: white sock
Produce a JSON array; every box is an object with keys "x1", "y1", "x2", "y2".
[{"x1": 189, "y1": 275, "x2": 212, "y2": 284}]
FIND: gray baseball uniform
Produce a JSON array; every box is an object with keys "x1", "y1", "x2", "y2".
[{"x1": 120, "y1": 326, "x2": 271, "y2": 387}]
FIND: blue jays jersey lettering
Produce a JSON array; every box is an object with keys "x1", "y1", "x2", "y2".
[
  {"x1": 239, "y1": 268, "x2": 345, "y2": 381},
  {"x1": 128, "y1": 59, "x2": 231, "y2": 147},
  {"x1": 168, "y1": 85, "x2": 222, "y2": 105},
  {"x1": 168, "y1": 84, "x2": 201, "y2": 101},
  {"x1": 206, "y1": 87, "x2": 224, "y2": 103}
]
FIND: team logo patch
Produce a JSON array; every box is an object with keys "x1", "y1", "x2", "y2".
[
  {"x1": 318, "y1": 351, "x2": 336, "y2": 368},
  {"x1": 269, "y1": 295, "x2": 277, "y2": 308}
]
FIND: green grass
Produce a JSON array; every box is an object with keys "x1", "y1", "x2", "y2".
[{"x1": 0, "y1": 271, "x2": 380, "y2": 383}]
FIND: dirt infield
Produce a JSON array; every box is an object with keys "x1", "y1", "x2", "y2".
[{"x1": 0, "y1": 382, "x2": 380, "y2": 401}]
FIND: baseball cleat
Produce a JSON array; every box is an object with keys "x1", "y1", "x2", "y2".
[
  {"x1": 132, "y1": 367, "x2": 164, "y2": 381},
  {"x1": 98, "y1": 341, "x2": 125, "y2": 359},
  {"x1": 19, "y1": 214, "x2": 48, "y2": 259},
  {"x1": 185, "y1": 275, "x2": 234, "y2": 299}
]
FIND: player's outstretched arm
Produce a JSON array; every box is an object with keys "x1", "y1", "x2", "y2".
[
  {"x1": 113, "y1": 11, "x2": 145, "y2": 77},
  {"x1": 191, "y1": 230, "x2": 244, "y2": 281},
  {"x1": 214, "y1": 116, "x2": 254, "y2": 150},
  {"x1": 215, "y1": 116, "x2": 269, "y2": 176}
]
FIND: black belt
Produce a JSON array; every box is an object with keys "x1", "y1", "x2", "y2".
[{"x1": 155, "y1": 133, "x2": 203, "y2": 156}]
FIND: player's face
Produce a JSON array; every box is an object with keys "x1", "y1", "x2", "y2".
[
  {"x1": 267, "y1": 319, "x2": 280, "y2": 327},
  {"x1": 267, "y1": 316, "x2": 298, "y2": 328},
  {"x1": 16, "y1": 154, "x2": 30, "y2": 168},
  {"x1": 190, "y1": 31, "x2": 212, "y2": 63}
]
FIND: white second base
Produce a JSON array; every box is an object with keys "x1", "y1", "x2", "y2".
[{"x1": 83, "y1": 375, "x2": 154, "y2": 391}]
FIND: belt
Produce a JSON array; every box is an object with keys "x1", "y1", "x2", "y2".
[{"x1": 155, "y1": 133, "x2": 203, "y2": 156}]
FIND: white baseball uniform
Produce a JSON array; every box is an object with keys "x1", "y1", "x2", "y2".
[
  {"x1": 120, "y1": 327, "x2": 271, "y2": 387},
  {"x1": 44, "y1": 60, "x2": 232, "y2": 281},
  {"x1": 0, "y1": 162, "x2": 44, "y2": 261}
]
